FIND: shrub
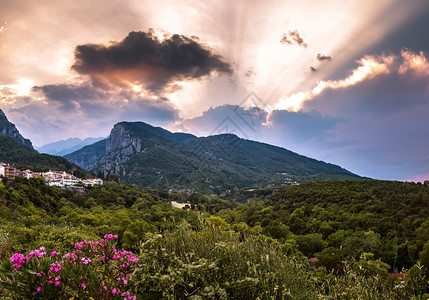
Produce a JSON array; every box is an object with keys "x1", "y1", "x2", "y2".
[
  {"x1": 0, "y1": 234, "x2": 138, "y2": 299},
  {"x1": 133, "y1": 219, "x2": 314, "y2": 299}
]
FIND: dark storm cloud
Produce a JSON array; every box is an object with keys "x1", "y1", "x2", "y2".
[
  {"x1": 281, "y1": 30, "x2": 307, "y2": 47},
  {"x1": 71, "y1": 31, "x2": 233, "y2": 93},
  {"x1": 316, "y1": 53, "x2": 331, "y2": 62}
]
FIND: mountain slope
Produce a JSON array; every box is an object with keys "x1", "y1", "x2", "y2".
[
  {"x1": 0, "y1": 109, "x2": 91, "y2": 175},
  {"x1": 0, "y1": 109, "x2": 33, "y2": 148},
  {"x1": 64, "y1": 139, "x2": 107, "y2": 171},
  {"x1": 182, "y1": 134, "x2": 355, "y2": 180},
  {"x1": 36, "y1": 137, "x2": 106, "y2": 156},
  {"x1": 65, "y1": 121, "x2": 361, "y2": 193},
  {"x1": 0, "y1": 134, "x2": 89, "y2": 175}
]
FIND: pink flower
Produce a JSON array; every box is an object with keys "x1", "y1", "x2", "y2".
[
  {"x1": 81, "y1": 283, "x2": 86, "y2": 288},
  {"x1": 10, "y1": 253, "x2": 27, "y2": 270},
  {"x1": 81, "y1": 257, "x2": 91, "y2": 264},
  {"x1": 36, "y1": 286, "x2": 41, "y2": 293}
]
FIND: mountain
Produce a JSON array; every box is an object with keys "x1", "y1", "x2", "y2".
[
  {"x1": 0, "y1": 109, "x2": 33, "y2": 148},
  {"x1": 0, "y1": 134, "x2": 90, "y2": 176},
  {"x1": 0, "y1": 109, "x2": 91, "y2": 176},
  {"x1": 65, "y1": 121, "x2": 361, "y2": 193},
  {"x1": 36, "y1": 137, "x2": 106, "y2": 156}
]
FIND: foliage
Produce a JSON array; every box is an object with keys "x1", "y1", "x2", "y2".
[
  {"x1": 233, "y1": 180, "x2": 429, "y2": 272},
  {"x1": 0, "y1": 178, "x2": 428, "y2": 298},
  {"x1": 133, "y1": 220, "x2": 314, "y2": 299},
  {"x1": 0, "y1": 134, "x2": 90, "y2": 175},
  {"x1": 0, "y1": 234, "x2": 138, "y2": 299}
]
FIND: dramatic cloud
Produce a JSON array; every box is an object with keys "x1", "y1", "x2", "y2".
[
  {"x1": 290, "y1": 50, "x2": 429, "y2": 180},
  {"x1": 276, "y1": 52, "x2": 399, "y2": 111},
  {"x1": 316, "y1": 53, "x2": 332, "y2": 62},
  {"x1": 277, "y1": 49, "x2": 429, "y2": 112},
  {"x1": 71, "y1": 31, "x2": 233, "y2": 93},
  {"x1": 33, "y1": 82, "x2": 179, "y2": 120},
  {"x1": 0, "y1": 79, "x2": 34, "y2": 105},
  {"x1": 0, "y1": 80, "x2": 180, "y2": 146},
  {"x1": 2, "y1": 0, "x2": 429, "y2": 181},
  {"x1": 280, "y1": 30, "x2": 307, "y2": 47}
]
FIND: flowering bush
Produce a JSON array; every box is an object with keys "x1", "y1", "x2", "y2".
[{"x1": 0, "y1": 234, "x2": 138, "y2": 299}]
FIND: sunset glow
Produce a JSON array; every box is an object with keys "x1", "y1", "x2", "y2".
[{"x1": 1, "y1": 0, "x2": 429, "y2": 180}]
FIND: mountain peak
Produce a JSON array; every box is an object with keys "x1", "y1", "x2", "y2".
[
  {"x1": 0, "y1": 109, "x2": 33, "y2": 149},
  {"x1": 0, "y1": 109, "x2": 6, "y2": 119},
  {"x1": 65, "y1": 120, "x2": 362, "y2": 193}
]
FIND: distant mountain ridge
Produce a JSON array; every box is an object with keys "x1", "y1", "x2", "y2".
[
  {"x1": 0, "y1": 109, "x2": 33, "y2": 148},
  {"x1": 65, "y1": 121, "x2": 362, "y2": 193},
  {"x1": 36, "y1": 137, "x2": 106, "y2": 156}
]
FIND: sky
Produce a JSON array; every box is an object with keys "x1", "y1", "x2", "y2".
[{"x1": 1, "y1": 0, "x2": 429, "y2": 181}]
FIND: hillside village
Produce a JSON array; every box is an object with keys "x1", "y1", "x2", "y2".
[{"x1": 0, "y1": 162, "x2": 103, "y2": 188}]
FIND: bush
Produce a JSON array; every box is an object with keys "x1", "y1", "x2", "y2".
[
  {"x1": 133, "y1": 219, "x2": 314, "y2": 299},
  {"x1": 0, "y1": 234, "x2": 138, "y2": 299}
]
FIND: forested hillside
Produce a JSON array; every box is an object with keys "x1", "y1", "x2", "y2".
[
  {"x1": 222, "y1": 180, "x2": 429, "y2": 272},
  {"x1": 0, "y1": 178, "x2": 428, "y2": 298},
  {"x1": 0, "y1": 134, "x2": 90, "y2": 177},
  {"x1": 66, "y1": 121, "x2": 361, "y2": 194}
]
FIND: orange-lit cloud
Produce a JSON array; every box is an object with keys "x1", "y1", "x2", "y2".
[
  {"x1": 0, "y1": 79, "x2": 34, "y2": 105},
  {"x1": 399, "y1": 49, "x2": 429, "y2": 75},
  {"x1": 71, "y1": 31, "x2": 232, "y2": 94},
  {"x1": 276, "y1": 50, "x2": 429, "y2": 111}
]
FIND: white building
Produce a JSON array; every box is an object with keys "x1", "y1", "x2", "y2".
[
  {"x1": 82, "y1": 178, "x2": 104, "y2": 187},
  {"x1": 41, "y1": 171, "x2": 80, "y2": 187}
]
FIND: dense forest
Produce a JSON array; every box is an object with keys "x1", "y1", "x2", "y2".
[{"x1": 0, "y1": 178, "x2": 428, "y2": 298}]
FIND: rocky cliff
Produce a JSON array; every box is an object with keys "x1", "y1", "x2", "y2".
[
  {"x1": 0, "y1": 109, "x2": 33, "y2": 149},
  {"x1": 101, "y1": 123, "x2": 146, "y2": 174}
]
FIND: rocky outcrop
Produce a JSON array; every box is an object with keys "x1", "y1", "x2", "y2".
[
  {"x1": 100, "y1": 123, "x2": 145, "y2": 174},
  {"x1": 65, "y1": 123, "x2": 148, "y2": 173},
  {"x1": 0, "y1": 109, "x2": 33, "y2": 149}
]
